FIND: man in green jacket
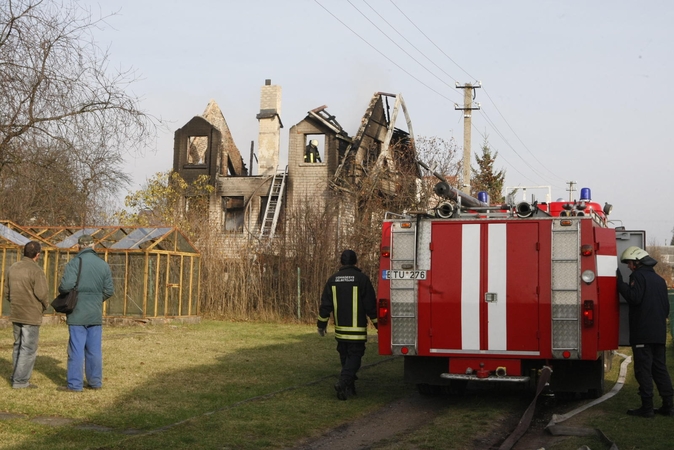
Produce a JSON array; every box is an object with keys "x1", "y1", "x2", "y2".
[
  {"x1": 5, "y1": 241, "x2": 50, "y2": 389},
  {"x1": 57, "y1": 235, "x2": 114, "y2": 392}
]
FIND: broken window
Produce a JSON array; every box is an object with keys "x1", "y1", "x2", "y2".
[
  {"x1": 222, "y1": 196, "x2": 244, "y2": 233},
  {"x1": 187, "y1": 136, "x2": 208, "y2": 165}
]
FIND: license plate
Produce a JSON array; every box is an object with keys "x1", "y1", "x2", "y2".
[{"x1": 382, "y1": 270, "x2": 427, "y2": 280}]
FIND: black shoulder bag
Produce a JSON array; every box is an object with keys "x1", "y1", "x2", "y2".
[{"x1": 51, "y1": 258, "x2": 81, "y2": 314}]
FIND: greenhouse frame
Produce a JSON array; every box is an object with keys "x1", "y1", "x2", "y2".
[{"x1": 0, "y1": 222, "x2": 201, "y2": 320}]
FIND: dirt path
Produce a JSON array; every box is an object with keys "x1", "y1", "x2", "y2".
[
  {"x1": 290, "y1": 394, "x2": 450, "y2": 450},
  {"x1": 289, "y1": 391, "x2": 590, "y2": 450}
]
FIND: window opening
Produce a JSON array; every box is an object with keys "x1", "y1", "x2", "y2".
[
  {"x1": 187, "y1": 136, "x2": 208, "y2": 165},
  {"x1": 304, "y1": 135, "x2": 325, "y2": 164},
  {"x1": 222, "y1": 196, "x2": 244, "y2": 233}
]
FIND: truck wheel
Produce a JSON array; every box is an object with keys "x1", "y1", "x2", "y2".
[
  {"x1": 587, "y1": 372, "x2": 605, "y2": 399},
  {"x1": 587, "y1": 353, "x2": 606, "y2": 399}
]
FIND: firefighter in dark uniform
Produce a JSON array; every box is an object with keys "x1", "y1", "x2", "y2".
[
  {"x1": 304, "y1": 139, "x2": 322, "y2": 163},
  {"x1": 617, "y1": 246, "x2": 674, "y2": 417},
  {"x1": 317, "y1": 249, "x2": 377, "y2": 400}
]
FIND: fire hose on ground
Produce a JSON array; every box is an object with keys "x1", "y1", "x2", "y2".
[{"x1": 498, "y1": 353, "x2": 631, "y2": 450}]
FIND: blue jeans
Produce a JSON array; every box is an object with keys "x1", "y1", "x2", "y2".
[
  {"x1": 12, "y1": 323, "x2": 40, "y2": 388},
  {"x1": 67, "y1": 325, "x2": 103, "y2": 390}
]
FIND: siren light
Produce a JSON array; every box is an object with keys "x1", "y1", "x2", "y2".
[{"x1": 580, "y1": 187, "x2": 591, "y2": 201}]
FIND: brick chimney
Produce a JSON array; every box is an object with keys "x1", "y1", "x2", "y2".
[{"x1": 256, "y1": 79, "x2": 282, "y2": 175}]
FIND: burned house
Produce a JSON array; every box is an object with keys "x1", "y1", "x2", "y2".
[{"x1": 172, "y1": 79, "x2": 420, "y2": 254}]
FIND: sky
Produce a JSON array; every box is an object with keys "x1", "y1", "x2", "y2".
[{"x1": 82, "y1": 0, "x2": 674, "y2": 245}]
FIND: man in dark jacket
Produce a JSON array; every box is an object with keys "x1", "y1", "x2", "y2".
[
  {"x1": 617, "y1": 246, "x2": 673, "y2": 417},
  {"x1": 57, "y1": 235, "x2": 114, "y2": 392},
  {"x1": 304, "y1": 139, "x2": 322, "y2": 163},
  {"x1": 317, "y1": 250, "x2": 377, "y2": 400},
  {"x1": 5, "y1": 241, "x2": 50, "y2": 389}
]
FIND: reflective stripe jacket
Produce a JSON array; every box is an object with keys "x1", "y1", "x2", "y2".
[
  {"x1": 304, "y1": 145, "x2": 322, "y2": 163},
  {"x1": 317, "y1": 265, "x2": 377, "y2": 341}
]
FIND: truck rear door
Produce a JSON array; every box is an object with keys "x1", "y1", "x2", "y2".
[
  {"x1": 428, "y1": 221, "x2": 540, "y2": 354},
  {"x1": 615, "y1": 229, "x2": 646, "y2": 346}
]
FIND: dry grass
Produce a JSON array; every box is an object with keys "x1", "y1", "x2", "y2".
[
  {"x1": 0, "y1": 320, "x2": 401, "y2": 449},
  {"x1": 196, "y1": 194, "x2": 386, "y2": 323},
  {"x1": 3, "y1": 322, "x2": 669, "y2": 449}
]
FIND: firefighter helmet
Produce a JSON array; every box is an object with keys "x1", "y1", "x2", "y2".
[
  {"x1": 620, "y1": 246, "x2": 649, "y2": 263},
  {"x1": 310, "y1": 139, "x2": 319, "y2": 147}
]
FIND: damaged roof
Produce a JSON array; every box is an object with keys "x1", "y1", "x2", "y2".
[
  {"x1": 332, "y1": 92, "x2": 420, "y2": 193},
  {"x1": 202, "y1": 100, "x2": 247, "y2": 176}
]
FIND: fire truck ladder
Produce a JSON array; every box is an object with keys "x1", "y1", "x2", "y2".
[
  {"x1": 259, "y1": 166, "x2": 287, "y2": 240},
  {"x1": 389, "y1": 221, "x2": 418, "y2": 353},
  {"x1": 550, "y1": 219, "x2": 581, "y2": 358}
]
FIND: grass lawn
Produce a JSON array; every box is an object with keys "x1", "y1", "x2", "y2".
[
  {"x1": 0, "y1": 321, "x2": 672, "y2": 449},
  {"x1": 545, "y1": 345, "x2": 674, "y2": 450},
  {"x1": 0, "y1": 320, "x2": 410, "y2": 449}
]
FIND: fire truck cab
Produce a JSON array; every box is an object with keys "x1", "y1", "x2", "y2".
[{"x1": 377, "y1": 185, "x2": 634, "y2": 396}]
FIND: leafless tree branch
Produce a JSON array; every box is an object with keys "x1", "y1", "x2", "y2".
[{"x1": 0, "y1": 0, "x2": 156, "y2": 224}]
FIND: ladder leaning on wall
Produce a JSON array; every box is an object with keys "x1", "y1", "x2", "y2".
[{"x1": 259, "y1": 166, "x2": 288, "y2": 240}]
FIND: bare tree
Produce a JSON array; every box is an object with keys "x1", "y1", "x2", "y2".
[
  {"x1": 414, "y1": 135, "x2": 462, "y2": 211},
  {"x1": 646, "y1": 243, "x2": 674, "y2": 287},
  {"x1": 415, "y1": 136, "x2": 462, "y2": 182},
  {"x1": 0, "y1": 0, "x2": 154, "y2": 225}
]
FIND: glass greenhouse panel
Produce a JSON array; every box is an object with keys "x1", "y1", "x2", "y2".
[
  {"x1": 0, "y1": 223, "x2": 200, "y2": 320},
  {"x1": 126, "y1": 255, "x2": 147, "y2": 316},
  {"x1": 106, "y1": 253, "x2": 127, "y2": 316}
]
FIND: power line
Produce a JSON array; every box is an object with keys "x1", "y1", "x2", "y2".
[
  {"x1": 390, "y1": 0, "x2": 566, "y2": 186},
  {"x1": 389, "y1": 0, "x2": 476, "y2": 82},
  {"x1": 318, "y1": 0, "x2": 566, "y2": 190},
  {"x1": 470, "y1": 123, "x2": 541, "y2": 185},
  {"x1": 479, "y1": 109, "x2": 565, "y2": 190},
  {"x1": 361, "y1": 0, "x2": 460, "y2": 85},
  {"x1": 347, "y1": 0, "x2": 458, "y2": 94},
  {"x1": 313, "y1": 0, "x2": 455, "y2": 103},
  {"x1": 481, "y1": 87, "x2": 566, "y2": 183}
]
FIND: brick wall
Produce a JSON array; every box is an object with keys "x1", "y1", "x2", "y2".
[
  {"x1": 287, "y1": 122, "x2": 331, "y2": 212},
  {"x1": 258, "y1": 83, "x2": 282, "y2": 175}
]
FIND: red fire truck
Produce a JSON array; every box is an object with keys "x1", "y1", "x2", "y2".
[{"x1": 377, "y1": 180, "x2": 633, "y2": 396}]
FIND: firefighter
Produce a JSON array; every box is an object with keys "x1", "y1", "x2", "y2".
[
  {"x1": 617, "y1": 246, "x2": 674, "y2": 417},
  {"x1": 304, "y1": 139, "x2": 322, "y2": 163},
  {"x1": 317, "y1": 249, "x2": 377, "y2": 400}
]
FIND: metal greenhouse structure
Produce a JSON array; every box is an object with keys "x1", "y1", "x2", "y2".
[{"x1": 0, "y1": 222, "x2": 201, "y2": 320}]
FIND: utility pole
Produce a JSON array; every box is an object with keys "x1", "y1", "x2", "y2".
[
  {"x1": 566, "y1": 181, "x2": 577, "y2": 202},
  {"x1": 455, "y1": 82, "x2": 481, "y2": 194}
]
